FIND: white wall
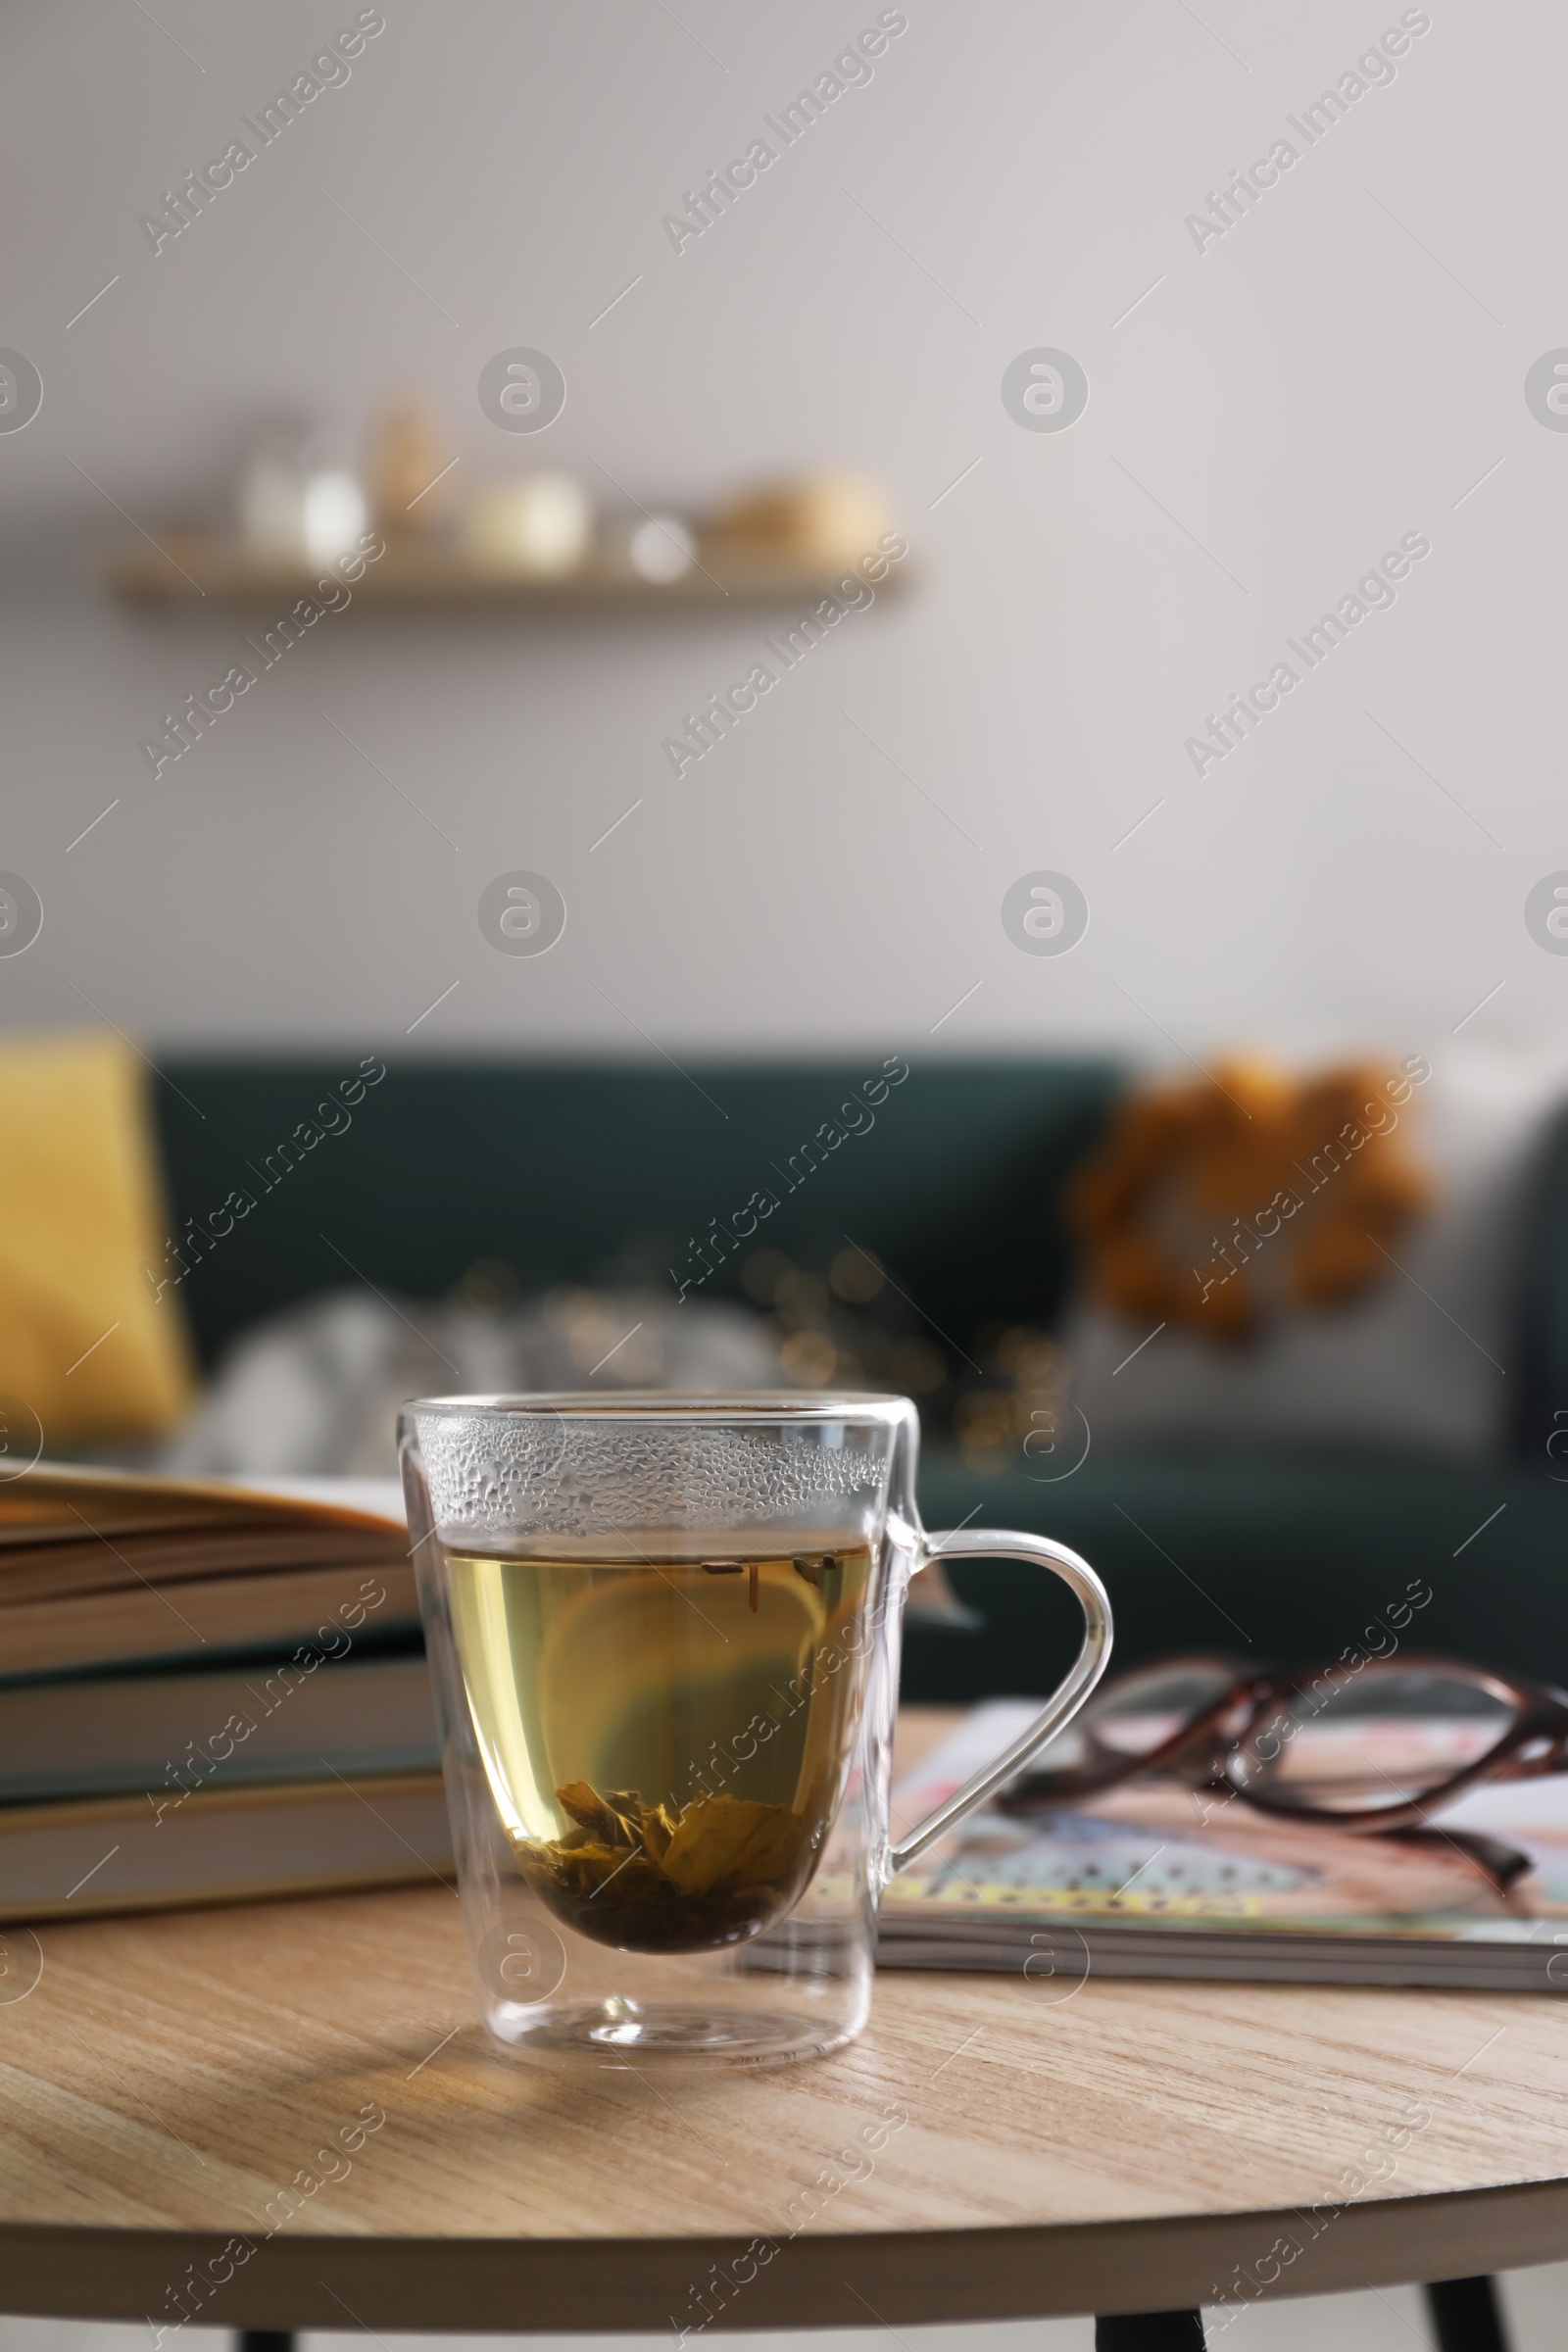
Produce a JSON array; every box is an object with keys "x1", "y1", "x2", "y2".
[{"x1": 0, "y1": 0, "x2": 1560, "y2": 1059}]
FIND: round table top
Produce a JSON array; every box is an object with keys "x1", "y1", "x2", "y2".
[{"x1": 5, "y1": 1877, "x2": 1568, "y2": 2331}]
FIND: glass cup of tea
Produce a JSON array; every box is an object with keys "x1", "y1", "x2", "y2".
[{"x1": 400, "y1": 1393, "x2": 1111, "y2": 2069}]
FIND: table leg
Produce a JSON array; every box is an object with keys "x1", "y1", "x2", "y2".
[
  {"x1": 1423, "y1": 2277, "x2": 1509, "y2": 2352},
  {"x1": 1096, "y1": 2314, "x2": 1206, "y2": 2352}
]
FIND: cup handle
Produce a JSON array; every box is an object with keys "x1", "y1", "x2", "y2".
[{"x1": 886, "y1": 1527, "x2": 1113, "y2": 1879}]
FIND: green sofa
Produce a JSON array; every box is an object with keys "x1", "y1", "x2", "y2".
[{"x1": 152, "y1": 1056, "x2": 1568, "y2": 1697}]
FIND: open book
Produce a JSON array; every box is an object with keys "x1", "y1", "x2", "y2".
[
  {"x1": 0, "y1": 1465, "x2": 416, "y2": 1679},
  {"x1": 881, "y1": 1701, "x2": 1568, "y2": 1991}
]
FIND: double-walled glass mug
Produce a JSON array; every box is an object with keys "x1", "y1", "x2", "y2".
[{"x1": 400, "y1": 1394, "x2": 1112, "y2": 2069}]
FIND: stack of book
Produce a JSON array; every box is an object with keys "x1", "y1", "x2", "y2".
[{"x1": 0, "y1": 1467, "x2": 451, "y2": 1921}]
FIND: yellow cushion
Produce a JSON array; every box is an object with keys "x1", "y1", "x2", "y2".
[{"x1": 0, "y1": 1033, "x2": 195, "y2": 1442}]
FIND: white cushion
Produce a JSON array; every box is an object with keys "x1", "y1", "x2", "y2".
[{"x1": 1065, "y1": 1048, "x2": 1563, "y2": 1457}]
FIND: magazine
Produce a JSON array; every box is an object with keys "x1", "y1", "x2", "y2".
[{"x1": 879, "y1": 1701, "x2": 1568, "y2": 1991}]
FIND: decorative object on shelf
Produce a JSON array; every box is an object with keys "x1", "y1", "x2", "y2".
[
  {"x1": 598, "y1": 510, "x2": 695, "y2": 584},
  {"x1": 236, "y1": 430, "x2": 368, "y2": 567},
  {"x1": 235, "y1": 433, "x2": 307, "y2": 561},
  {"x1": 704, "y1": 469, "x2": 898, "y2": 574},
  {"x1": 462, "y1": 470, "x2": 592, "y2": 576},
  {"x1": 364, "y1": 397, "x2": 454, "y2": 540},
  {"x1": 1067, "y1": 1057, "x2": 1432, "y2": 1343}
]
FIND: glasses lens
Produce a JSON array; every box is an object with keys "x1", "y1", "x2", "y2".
[
  {"x1": 1083, "y1": 1659, "x2": 1244, "y2": 1761},
  {"x1": 1003, "y1": 1660, "x2": 1242, "y2": 1795},
  {"x1": 1233, "y1": 1665, "x2": 1519, "y2": 1815}
]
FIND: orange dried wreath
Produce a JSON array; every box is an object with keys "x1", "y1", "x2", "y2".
[{"x1": 1067, "y1": 1058, "x2": 1431, "y2": 1343}]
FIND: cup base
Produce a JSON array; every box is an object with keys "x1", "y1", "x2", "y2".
[{"x1": 497, "y1": 1997, "x2": 857, "y2": 2070}]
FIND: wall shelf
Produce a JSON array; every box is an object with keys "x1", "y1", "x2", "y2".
[{"x1": 108, "y1": 535, "x2": 910, "y2": 611}]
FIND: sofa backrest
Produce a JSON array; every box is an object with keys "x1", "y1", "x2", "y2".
[
  {"x1": 152, "y1": 1055, "x2": 1122, "y2": 1367},
  {"x1": 1517, "y1": 1100, "x2": 1568, "y2": 1460}
]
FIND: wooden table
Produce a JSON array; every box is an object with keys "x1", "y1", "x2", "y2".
[{"x1": 5, "y1": 1723, "x2": 1568, "y2": 2334}]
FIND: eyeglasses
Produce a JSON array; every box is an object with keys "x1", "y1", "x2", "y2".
[{"x1": 995, "y1": 1652, "x2": 1568, "y2": 1889}]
